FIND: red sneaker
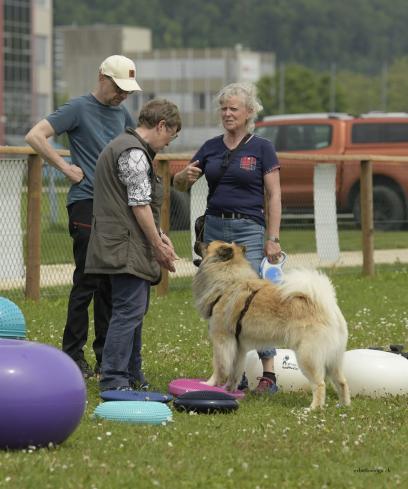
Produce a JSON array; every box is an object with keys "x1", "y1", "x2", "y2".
[{"x1": 254, "y1": 376, "x2": 278, "y2": 394}]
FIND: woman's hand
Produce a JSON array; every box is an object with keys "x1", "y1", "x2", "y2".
[
  {"x1": 264, "y1": 240, "x2": 282, "y2": 263},
  {"x1": 173, "y1": 160, "x2": 202, "y2": 191},
  {"x1": 185, "y1": 160, "x2": 202, "y2": 184}
]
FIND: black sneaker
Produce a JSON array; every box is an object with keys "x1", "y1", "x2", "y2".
[
  {"x1": 75, "y1": 359, "x2": 95, "y2": 379},
  {"x1": 100, "y1": 385, "x2": 134, "y2": 393},
  {"x1": 116, "y1": 386, "x2": 134, "y2": 392},
  {"x1": 131, "y1": 372, "x2": 150, "y2": 391}
]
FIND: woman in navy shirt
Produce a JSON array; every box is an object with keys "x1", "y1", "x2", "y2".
[{"x1": 174, "y1": 82, "x2": 282, "y2": 394}]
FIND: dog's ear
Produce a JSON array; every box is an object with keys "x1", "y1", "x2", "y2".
[
  {"x1": 216, "y1": 244, "x2": 234, "y2": 262},
  {"x1": 231, "y1": 242, "x2": 246, "y2": 255},
  {"x1": 238, "y1": 244, "x2": 246, "y2": 254}
]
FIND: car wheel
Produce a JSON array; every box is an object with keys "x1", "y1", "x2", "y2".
[{"x1": 352, "y1": 185, "x2": 405, "y2": 231}]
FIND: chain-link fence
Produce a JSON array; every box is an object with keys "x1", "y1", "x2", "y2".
[
  {"x1": 1, "y1": 153, "x2": 407, "y2": 299},
  {"x1": 0, "y1": 158, "x2": 27, "y2": 287}
]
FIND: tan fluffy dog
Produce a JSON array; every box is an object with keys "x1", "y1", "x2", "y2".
[{"x1": 193, "y1": 241, "x2": 351, "y2": 410}]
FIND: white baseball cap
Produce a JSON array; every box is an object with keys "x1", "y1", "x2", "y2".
[{"x1": 99, "y1": 55, "x2": 142, "y2": 92}]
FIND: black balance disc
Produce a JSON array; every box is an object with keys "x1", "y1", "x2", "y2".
[{"x1": 173, "y1": 390, "x2": 239, "y2": 414}]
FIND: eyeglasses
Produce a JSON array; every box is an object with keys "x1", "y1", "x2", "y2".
[
  {"x1": 166, "y1": 125, "x2": 179, "y2": 141},
  {"x1": 105, "y1": 76, "x2": 134, "y2": 96}
]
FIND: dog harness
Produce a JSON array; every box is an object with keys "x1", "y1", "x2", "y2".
[
  {"x1": 208, "y1": 295, "x2": 222, "y2": 317},
  {"x1": 235, "y1": 289, "x2": 259, "y2": 342},
  {"x1": 208, "y1": 289, "x2": 259, "y2": 342}
]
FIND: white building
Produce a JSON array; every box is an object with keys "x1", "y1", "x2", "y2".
[
  {"x1": 1, "y1": 0, "x2": 53, "y2": 145},
  {"x1": 55, "y1": 25, "x2": 276, "y2": 151}
]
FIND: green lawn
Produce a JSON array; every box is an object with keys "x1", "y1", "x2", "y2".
[{"x1": 1, "y1": 266, "x2": 407, "y2": 489}]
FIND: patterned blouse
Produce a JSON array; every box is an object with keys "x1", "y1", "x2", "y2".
[{"x1": 118, "y1": 148, "x2": 151, "y2": 206}]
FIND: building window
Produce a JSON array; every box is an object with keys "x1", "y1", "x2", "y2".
[
  {"x1": 193, "y1": 93, "x2": 206, "y2": 111},
  {"x1": 34, "y1": 35, "x2": 48, "y2": 67},
  {"x1": 34, "y1": 0, "x2": 50, "y2": 7},
  {"x1": 131, "y1": 93, "x2": 155, "y2": 113}
]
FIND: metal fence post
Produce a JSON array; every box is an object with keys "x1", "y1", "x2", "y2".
[
  {"x1": 26, "y1": 154, "x2": 43, "y2": 300},
  {"x1": 360, "y1": 159, "x2": 375, "y2": 276}
]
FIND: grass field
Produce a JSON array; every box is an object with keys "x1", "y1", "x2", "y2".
[{"x1": 1, "y1": 265, "x2": 407, "y2": 489}]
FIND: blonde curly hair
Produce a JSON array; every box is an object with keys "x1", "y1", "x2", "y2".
[{"x1": 215, "y1": 82, "x2": 263, "y2": 133}]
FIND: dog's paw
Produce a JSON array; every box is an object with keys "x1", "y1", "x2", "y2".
[{"x1": 204, "y1": 377, "x2": 218, "y2": 387}]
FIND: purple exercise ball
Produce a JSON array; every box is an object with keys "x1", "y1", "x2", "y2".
[{"x1": 0, "y1": 339, "x2": 87, "y2": 449}]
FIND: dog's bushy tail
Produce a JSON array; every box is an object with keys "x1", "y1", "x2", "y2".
[{"x1": 280, "y1": 268, "x2": 344, "y2": 329}]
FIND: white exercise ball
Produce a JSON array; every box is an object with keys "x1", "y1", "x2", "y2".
[
  {"x1": 343, "y1": 349, "x2": 408, "y2": 398},
  {"x1": 244, "y1": 350, "x2": 263, "y2": 390},
  {"x1": 274, "y1": 349, "x2": 310, "y2": 392}
]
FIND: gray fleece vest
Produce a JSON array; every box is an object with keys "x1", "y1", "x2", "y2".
[{"x1": 85, "y1": 128, "x2": 163, "y2": 283}]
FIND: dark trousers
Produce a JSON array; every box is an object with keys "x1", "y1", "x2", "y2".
[
  {"x1": 62, "y1": 199, "x2": 111, "y2": 365},
  {"x1": 99, "y1": 274, "x2": 150, "y2": 390}
]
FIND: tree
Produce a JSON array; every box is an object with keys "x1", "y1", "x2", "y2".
[{"x1": 256, "y1": 64, "x2": 346, "y2": 116}]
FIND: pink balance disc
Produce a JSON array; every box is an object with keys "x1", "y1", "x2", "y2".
[{"x1": 168, "y1": 378, "x2": 245, "y2": 399}]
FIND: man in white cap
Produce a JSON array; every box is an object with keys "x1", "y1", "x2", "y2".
[{"x1": 25, "y1": 55, "x2": 146, "y2": 384}]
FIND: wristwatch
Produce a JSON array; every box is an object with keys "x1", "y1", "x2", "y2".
[{"x1": 266, "y1": 235, "x2": 280, "y2": 243}]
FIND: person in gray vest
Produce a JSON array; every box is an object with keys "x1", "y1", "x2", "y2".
[
  {"x1": 25, "y1": 55, "x2": 141, "y2": 379},
  {"x1": 85, "y1": 98, "x2": 181, "y2": 392}
]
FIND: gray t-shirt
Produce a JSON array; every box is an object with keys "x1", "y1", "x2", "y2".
[{"x1": 47, "y1": 93, "x2": 135, "y2": 205}]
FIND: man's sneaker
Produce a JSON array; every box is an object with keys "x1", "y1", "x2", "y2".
[
  {"x1": 100, "y1": 385, "x2": 134, "y2": 392},
  {"x1": 75, "y1": 359, "x2": 95, "y2": 379},
  {"x1": 238, "y1": 373, "x2": 249, "y2": 391},
  {"x1": 254, "y1": 376, "x2": 279, "y2": 394}
]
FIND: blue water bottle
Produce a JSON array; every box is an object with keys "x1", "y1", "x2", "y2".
[{"x1": 259, "y1": 252, "x2": 287, "y2": 284}]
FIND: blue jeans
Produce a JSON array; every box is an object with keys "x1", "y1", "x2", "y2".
[
  {"x1": 204, "y1": 215, "x2": 276, "y2": 360},
  {"x1": 99, "y1": 274, "x2": 150, "y2": 390}
]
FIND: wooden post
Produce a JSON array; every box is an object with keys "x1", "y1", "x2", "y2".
[
  {"x1": 360, "y1": 160, "x2": 375, "y2": 276},
  {"x1": 26, "y1": 155, "x2": 43, "y2": 300},
  {"x1": 155, "y1": 159, "x2": 171, "y2": 296}
]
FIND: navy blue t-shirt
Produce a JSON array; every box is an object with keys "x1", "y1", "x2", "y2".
[
  {"x1": 47, "y1": 94, "x2": 135, "y2": 206},
  {"x1": 192, "y1": 134, "x2": 280, "y2": 226}
]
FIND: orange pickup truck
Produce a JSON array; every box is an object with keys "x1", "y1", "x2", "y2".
[{"x1": 254, "y1": 112, "x2": 408, "y2": 230}]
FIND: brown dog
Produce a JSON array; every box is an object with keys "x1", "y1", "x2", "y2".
[{"x1": 192, "y1": 241, "x2": 351, "y2": 409}]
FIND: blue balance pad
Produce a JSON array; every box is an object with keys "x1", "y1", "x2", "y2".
[
  {"x1": 93, "y1": 401, "x2": 172, "y2": 425},
  {"x1": 100, "y1": 390, "x2": 173, "y2": 403}
]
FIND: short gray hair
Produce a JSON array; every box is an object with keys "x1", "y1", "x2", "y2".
[
  {"x1": 215, "y1": 82, "x2": 263, "y2": 132},
  {"x1": 138, "y1": 98, "x2": 182, "y2": 131}
]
